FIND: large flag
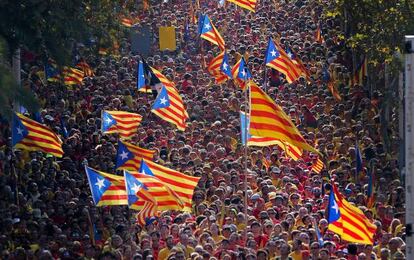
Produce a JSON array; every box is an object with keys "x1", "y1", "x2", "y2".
[
  {"x1": 151, "y1": 83, "x2": 188, "y2": 131},
  {"x1": 85, "y1": 166, "x2": 128, "y2": 206},
  {"x1": 76, "y1": 59, "x2": 94, "y2": 77},
  {"x1": 12, "y1": 113, "x2": 63, "y2": 157},
  {"x1": 200, "y1": 15, "x2": 225, "y2": 50},
  {"x1": 240, "y1": 111, "x2": 303, "y2": 160},
  {"x1": 232, "y1": 57, "x2": 252, "y2": 90},
  {"x1": 265, "y1": 38, "x2": 301, "y2": 83},
  {"x1": 139, "y1": 159, "x2": 200, "y2": 212},
  {"x1": 128, "y1": 168, "x2": 185, "y2": 211},
  {"x1": 101, "y1": 111, "x2": 142, "y2": 139},
  {"x1": 249, "y1": 83, "x2": 318, "y2": 154},
  {"x1": 227, "y1": 0, "x2": 257, "y2": 12},
  {"x1": 116, "y1": 141, "x2": 155, "y2": 171},
  {"x1": 328, "y1": 184, "x2": 377, "y2": 244},
  {"x1": 124, "y1": 171, "x2": 158, "y2": 225},
  {"x1": 62, "y1": 67, "x2": 84, "y2": 85}
]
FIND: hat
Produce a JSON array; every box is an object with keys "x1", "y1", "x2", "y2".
[
  {"x1": 271, "y1": 167, "x2": 281, "y2": 174},
  {"x1": 268, "y1": 192, "x2": 277, "y2": 200},
  {"x1": 251, "y1": 193, "x2": 260, "y2": 200}
]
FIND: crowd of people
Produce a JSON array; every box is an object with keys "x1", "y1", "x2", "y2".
[{"x1": 0, "y1": 0, "x2": 406, "y2": 259}]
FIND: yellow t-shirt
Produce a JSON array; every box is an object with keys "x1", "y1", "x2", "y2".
[
  {"x1": 158, "y1": 247, "x2": 171, "y2": 260},
  {"x1": 289, "y1": 251, "x2": 303, "y2": 260}
]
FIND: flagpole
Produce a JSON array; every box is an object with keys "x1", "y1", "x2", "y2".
[{"x1": 243, "y1": 77, "x2": 250, "y2": 246}]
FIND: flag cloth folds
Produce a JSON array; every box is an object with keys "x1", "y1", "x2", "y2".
[
  {"x1": 327, "y1": 79, "x2": 342, "y2": 101},
  {"x1": 124, "y1": 171, "x2": 158, "y2": 225},
  {"x1": 62, "y1": 67, "x2": 84, "y2": 85},
  {"x1": 265, "y1": 38, "x2": 301, "y2": 83},
  {"x1": 311, "y1": 158, "x2": 324, "y2": 173},
  {"x1": 151, "y1": 69, "x2": 188, "y2": 131},
  {"x1": 127, "y1": 168, "x2": 185, "y2": 211},
  {"x1": 76, "y1": 59, "x2": 94, "y2": 77},
  {"x1": 12, "y1": 113, "x2": 63, "y2": 157},
  {"x1": 240, "y1": 111, "x2": 303, "y2": 161},
  {"x1": 350, "y1": 57, "x2": 368, "y2": 86},
  {"x1": 328, "y1": 184, "x2": 377, "y2": 244},
  {"x1": 45, "y1": 60, "x2": 60, "y2": 82},
  {"x1": 232, "y1": 57, "x2": 252, "y2": 90},
  {"x1": 116, "y1": 141, "x2": 155, "y2": 171},
  {"x1": 139, "y1": 159, "x2": 200, "y2": 212},
  {"x1": 85, "y1": 166, "x2": 128, "y2": 206},
  {"x1": 227, "y1": 0, "x2": 257, "y2": 12},
  {"x1": 285, "y1": 46, "x2": 311, "y2": 80},
  {"x1": 101, "y1": 111, "x2": 142, "y2": 139},
  {"x1": 249, "y1": 83, "x2": 318, "y2": 154},
  {"x1": 200, "y1": 15, "x2": 225, "y2": 50},
  {"x1": 207, "y1": 51, "x2": 231, "y2": 84}
]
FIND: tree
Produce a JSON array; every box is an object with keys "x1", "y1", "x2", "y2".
[{"x1": 0, "y1": 0, "x2": 136, "y2": 118}]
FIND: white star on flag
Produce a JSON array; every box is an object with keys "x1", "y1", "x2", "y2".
[
  {"x1": 131, "y1": 182, "x2": 141, "y2": 194},
  {"x1": 160, "y1": 97, "x2": 168, "y2": 105},
  {"x1": 119, "y1": 150, "x2": 129, "y2": 160},
  {"x1": 332, "y1": 200, "x2": 339, "y2": 214},
  {"x1": 271, "y1": 50, "x2": 277, "y2": 57},
  {"x1": 95, "y1": 178, "x2": 106, "y2": 190},
  {"x1": 222, "y1": 62, "x2": 228, "y2": 71},
  {"x1": 241, "y1": 70, "x2": 246, "y2": 77},
  {"x1": 16, "y1": 127, "x2": 24, "y2": 135},
  {"x1": 105, "y1": 117, "x2": 113, "y2": 124},
  {"x1": 204, "y1": 23, "x2": 211, "y2": 30},
  {"x1": 287, "y1": 52, "x2": 293, "y2": 59}
]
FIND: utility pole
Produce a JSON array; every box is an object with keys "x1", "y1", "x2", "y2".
[
  {"x1": 404, "y1": 35, "x2": 414, "y2": 259},
  {"x1": 12, "y1": 48, "x2": 21, "y2": 111}
]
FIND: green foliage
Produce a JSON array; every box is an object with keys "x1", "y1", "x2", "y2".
[
  {"x1": 327, "y1": 0, "x2": 414, "y2": 65},
  {"x1": 0, "y1": 0, "x2": 134, "y2": 117}
]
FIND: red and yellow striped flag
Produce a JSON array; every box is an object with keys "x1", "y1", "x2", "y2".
[
  {"x1": 328, "y1": 184, "x2": 377, "y2": 244},
  {"x1": 116, "y1": 141, "x2": 155, "y2": 171},
  {"x1": 102, "y1": 111, "x2": 142, "y2": 139},
  {"x1": 139, "y1": 159, "x2": 200, "y2": 212},
  {"x1": 327, "y1": 80, "x2": 342, "y2": 101},
  {"x1": 249, "y1": 83, "x2": 318, "y2": 154},
  {"x1": 62, "y1": 67, "x2": 84, "y2": 85},
  {"x1": 311, "y1": 158, "x2": 324, "y2": 173},
  {"x1": 76, "y1": 59, "x2": 94, "y2": 77},
  {"x1": 85, "y1": 166, "x2": 128, "y2": 206},
  {"x1": 227, "y1": 0, "x2": 257, "y2": 12},
  {"x1": 12, "y1": 113, "x2": 63, "y2": 157}
]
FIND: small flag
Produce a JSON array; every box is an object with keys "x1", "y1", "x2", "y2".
[
  {"x1": 327, "y1": 79, "x2": 342, "y2": 101},
  {"x1": 101, "y1": 111, "x2": 142, "y2": 139},
  {"x1": 350, "y1": 57, "x2": 368, "y2": 87},
  {"x1": 116, "y1": 141, "x2": 155, "y2": 171},
  {"x1": 85, "y1": 166, "x2": 128, "y2": 206},
  {"x1": 45, "y1": 60, "x2": 60, "y2": 82},
  {"x1": 315, "y1": 221, "x2": 324, "y2": 246},
  {"x1": 315, "y1": 25, "x2": 324, "y2": 44},
  {"x1": 200, "y1": 14, "x2": 225, "y2": 50},
  {"x1": 76, "y1": 59, "x2": 94, "y2": 77},
  {"x1": 328, "y1": 183, "x2": 376, "y2": 244},
  {"x1": 227, "y1": 0, "x2": 257, "y2": 12},
  {"x1": 311, "y1": 158, "x2": 324, "y2": 173},
  {"x1": 231, "y1": 57, "x2": 251, "y2": 90},
  {"x1": 249, "y1": 83, "x2": 319, "y2": 154},
  {"x1": 149, "y1": 69, "x2": 188, "y2": 131},
  {"x1": 207, "y1": 51, "x2": 231, "y2": 84},
  {"x1": 12, "y1": 113, "x2": 63, "y2": 157},
  {"x1": 265, "y1": 38, "x2": 302, "y2": 83},
  {"x1": 62, "y1": 67, "x2": 84, "y2": 85}
]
